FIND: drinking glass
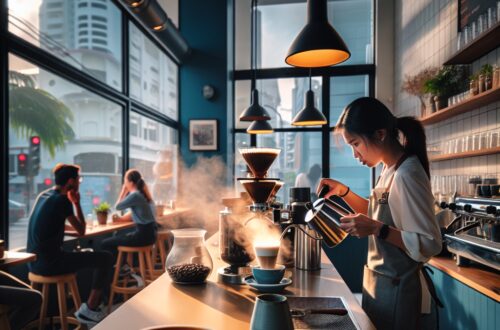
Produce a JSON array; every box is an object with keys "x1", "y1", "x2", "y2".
[
  {"x1": 472, "y1": 133, "x2": 481, "y2": 151},
  {"x1": 479, "y1": 132, "x2": 489, "y2": 149},
  {"x1": 489, "y1": 129, "x2": 499, "y2": 148},
  {"x1": 455, "y1": 137, "x2": 463, "y2": 154}
]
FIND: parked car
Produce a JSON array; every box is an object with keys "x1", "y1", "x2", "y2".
[{"x1": 9, "y1": 199, "x2": 26, "y2": 222}]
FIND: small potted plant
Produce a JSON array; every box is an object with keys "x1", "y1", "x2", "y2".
[
  {"x1": 94, "y1": 202, "x2": 111, "y2": 225},
  {"x1": 424, "y1": 65, "x2": 469, "y2": 110},
  {"x1": 401, "y1": 67, "x2": 438, "y2": 117}
]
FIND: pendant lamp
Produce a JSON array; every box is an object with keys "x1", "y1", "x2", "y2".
[
  {"x1": 285, "y1": 0, "x2": 350, "y2": 68},
  {"x1": 239, "y1": 0, "x2": 271, "y2": 122},
  {"x1": 291, "y1": 70, "x2": 327, "y2": 126},
  {"x1": 247, "y1": 119, "x2": 274, "y2": 134}
]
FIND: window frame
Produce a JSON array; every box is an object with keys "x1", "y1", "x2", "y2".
[{"x1": 0, "y1": 0, "x2": 181, "y2": 248}]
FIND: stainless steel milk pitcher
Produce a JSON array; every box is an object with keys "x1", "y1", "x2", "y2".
[{"x1": 304, "y1": 198, "x2": 350, "y2": 248}]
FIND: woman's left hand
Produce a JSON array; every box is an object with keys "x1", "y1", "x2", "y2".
[{"x1": 340, "y1": 213, "x2": 383, "y2": 238}]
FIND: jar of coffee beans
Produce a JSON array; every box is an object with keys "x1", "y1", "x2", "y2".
[{"x1": 165, "y1": 228, "x2": 213, "y2": 284}]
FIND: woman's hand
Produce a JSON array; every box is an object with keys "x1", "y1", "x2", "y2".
[
  {"x1": 316, "y1": 178, "x2": 349, "y2": 198},
  {"x1": 340, "y1": 213, "x2": 383, "y2": 238}
]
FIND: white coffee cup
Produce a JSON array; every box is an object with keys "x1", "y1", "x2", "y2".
[{"x1": 254, "y1": 244, "x2": 280, "y2": 269}]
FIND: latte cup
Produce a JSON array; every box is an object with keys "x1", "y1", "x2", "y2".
[{"x1": 254, "y1": 244, "x2": 280, "y2": 269}]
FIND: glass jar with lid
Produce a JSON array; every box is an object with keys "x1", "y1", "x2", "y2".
[{"x1": 166, "y1": 228, "x2": 213, "y2": 284}]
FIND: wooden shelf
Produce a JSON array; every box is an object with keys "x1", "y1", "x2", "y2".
[
  {"x1": 420, "y1": 87, "x2": 500, "y2": 125},
  {"x1": 429, "y1": 147, "x2": 500, "y2": 162},
  {"x1": 428, "y1": 256, "x2": 499, "y2": 302},
  {"x1": 444, "y1": 23, "x2": 500, "y2": 65}
]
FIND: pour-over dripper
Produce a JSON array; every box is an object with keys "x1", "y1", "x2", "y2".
[
  {"x1": 268, "y1": 181, "x2": 284, "y2": 201},
  {"x1": 239, "y1": 148, "x2": 281, "y2": 178},
  {"x1": 239, "y1": 179, "x2": 279, "y2": 205}
]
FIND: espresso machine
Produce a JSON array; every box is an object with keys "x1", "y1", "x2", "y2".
[
  {"x1": 439, "y1": 196, "x2": 500, "y2": 271},
  {"x1": 218, "y1": 148, "x2": 284, "y2": 284}
]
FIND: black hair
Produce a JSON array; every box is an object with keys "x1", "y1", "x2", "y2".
[
  {"x1": 335, "y1": 97, "x2": 430, "y2": 178},
  {"x1": 53, "y1": 163, "x2": 80, "y2": 186},
  {"x1": 125, "y1": 169, "x2": 153, "y2": 202}
]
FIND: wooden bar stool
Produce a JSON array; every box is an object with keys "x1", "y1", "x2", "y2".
[
  {"x1": 108, "y1": 245, "x2": 155, "y2": 314},
  {"x1": 28, "y1": 272, "x2": 81, "y2": 330},
  {"x1": 152, "y1": 230, "x2": 172, "y2": 274}
]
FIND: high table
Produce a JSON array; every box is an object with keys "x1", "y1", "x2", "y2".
[
  {"x1": 95, "y1": 233, "x2": 375, "y2": 330},
  {"x1": 0, "y1": 251, "x2": 36, "y2": 270},
  {"x1": 65, "y1": 222, "x2": 136, "y2": 238}
]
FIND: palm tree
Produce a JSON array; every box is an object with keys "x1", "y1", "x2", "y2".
[{"x1": 9, "y1": 71, "x2": 74, "y2": 157}]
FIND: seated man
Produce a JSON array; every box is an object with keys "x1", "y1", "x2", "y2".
[
  {"x1": 0, "y1": 270, "x2": 42, "y2": 330},
  {"x1": 27, "y1": 164, "x2": 112, "y2": 326}
]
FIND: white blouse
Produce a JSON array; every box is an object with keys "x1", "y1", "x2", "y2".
[
  {"x1": 375, "y1": 155, "x2": 442, "y2": 313},
  {"x1": 376, "y1": 155, "x2": 442, "y2": 261}
]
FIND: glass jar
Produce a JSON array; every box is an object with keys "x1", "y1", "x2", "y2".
[
  {"x1": 493, "y1": 65, "x2": 499, "y2": 89},
  {"x1": 166, "y1": 228, "x2": 213, "y2": 284},
  {"x1": 478, "y1": 74, "x2": 485, "y2": 93},
  {"x1": 469, "y1": 79, "x2": 478, "y2": 96}
]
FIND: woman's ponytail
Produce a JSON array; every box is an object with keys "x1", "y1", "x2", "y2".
[
  {"x1": 126, "y1": 170, "x2": 154, "y2": 203},
  {"x1": 396, "y1": 116, "x2": 430, "y2": 178}
]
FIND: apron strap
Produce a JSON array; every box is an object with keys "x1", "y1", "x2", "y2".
[{"x1": 421, "y1": 265, "x2": 444, "y2": 308}]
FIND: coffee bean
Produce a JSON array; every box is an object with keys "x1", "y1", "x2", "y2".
[{"x1": 167, "y1": 263, "x2": 211, "y2": 283}]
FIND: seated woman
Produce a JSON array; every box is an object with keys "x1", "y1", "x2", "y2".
[{"x1": 101, "y1": 169, "x2": 157, "y2": 282}]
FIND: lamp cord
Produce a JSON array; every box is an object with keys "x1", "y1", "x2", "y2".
[
  {"x1": 309, "y1": 68, "x2": 312, "y2": 91},
  {"x1": 250, "y1": 0, "x2": 256, "y2": 90}
]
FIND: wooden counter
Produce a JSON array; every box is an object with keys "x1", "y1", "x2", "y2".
[
  {"x1": 96, "y1": 234, "x2": 374, "y2": 330},
  {"x1": 65, "y1": 221, "x2": 136, "y2": 238},
  {"x1": 427, "y1": 256, "x2": 500, "y2": 302}
]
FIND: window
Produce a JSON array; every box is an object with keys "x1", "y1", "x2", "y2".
[
  {"x1": 92, "y1": 31, "x2": 107, "y2": 37},
  {"x1": 79, "y1": 30, "x2": 88, "y2": 36},
  {"x1": 235, "y1": 77, "x2": 322, "y2": 129},
  {"x1": 93, "y1": 39, "x2": 107, "y2": 45},
  {"x1": 8, "y1": 54, "x2": 123, "y2": 249},
  {"x1": 91, "y1": 3, "x2": 107, "y2": 9},
  {"x1": 78, "y1": 3, "x2": 88, "y2": 8},
  {"x1": 129, "y1": 112, "x2": 178, "y2": 203},
  {"x1": 92, "y1": 16, "x2": 107, "y2": 22},
  {"x1": 129, "y1": 23, "x2": 178, "y2": 120},
  {"x1": 8, "y1": 0, "x2": 123, "y2": 91},
  {"x1": 235, "y1": 0, "x2": 373, "y2": 70}
]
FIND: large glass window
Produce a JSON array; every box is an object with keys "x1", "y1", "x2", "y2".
[
  {"x1": 235, "y1": 77, "x2": 322, "y2": 129},
  {"x1": 129, "y1": 112, "x2": 179, "y2": 204},
  {"x1": 8, "y1": 54, "x2": 123, "y2": 249},
  {"x1": 129, "y1": 23, "x2": 178, "y2": 120},
  {"x1": 235, "y1": 0, "x2": 373, "y2": 70},
  {"x1": 8, "y1": 0, "x2": 123, "y2": 90},
  {"x1": 330, "y1": 75, "x2": 371, "y2": 198}
]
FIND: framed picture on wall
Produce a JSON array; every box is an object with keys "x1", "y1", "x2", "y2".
[{"x1": 189, "y1": 119, "x2": 218, "y2": 151}]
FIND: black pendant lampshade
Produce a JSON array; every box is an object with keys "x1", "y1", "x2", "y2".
[
  {"x1": 239, "y1": 89, "x2": 271, "y2": 121},
  {"x1": 285, "y1": 0, "x2": 351, "y2": 68},
  {"x1": 291, "y1": 90, "x2": 327, "y2": 126},
  {"x1": 247, "y1": 119, "x2": 274, "y2": 134}
]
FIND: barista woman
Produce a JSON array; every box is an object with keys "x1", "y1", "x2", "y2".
[{"x1": 317, "y1": 97, "x2": 442, "y2": 330}]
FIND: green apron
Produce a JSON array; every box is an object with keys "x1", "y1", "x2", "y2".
[{"x1": 362, "y1": 156, "x2": 423, "y2": 330}]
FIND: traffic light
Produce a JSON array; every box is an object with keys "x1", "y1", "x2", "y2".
[
  {"x1": 17, "y1": 153, "x2": 28, "y2": 176},
  {"x1": 29, "y1": 136, "x2": 41, "y2": 176}
]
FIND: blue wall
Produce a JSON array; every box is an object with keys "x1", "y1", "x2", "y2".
[
  {"x1": 428, "y1": 265, "x2": 500, "y2": 330},
  {"x1": 179, "y1": 0, "x2": 229, "y2": 167}
]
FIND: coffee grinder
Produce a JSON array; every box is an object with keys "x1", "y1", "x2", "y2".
[{"x1": 218, "y1": 148, "x2": 284, "y2": 284}]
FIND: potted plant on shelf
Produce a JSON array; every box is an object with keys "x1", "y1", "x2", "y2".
[
  {"x1": 94, "y1": 202, "x2": 111, "y2": 225},
  {"x1": 401, "y1": 67, "x2": 438, "y2": 117},
  {"x1": 424, "y1": 65, "x2": 469, "y2": 110}
]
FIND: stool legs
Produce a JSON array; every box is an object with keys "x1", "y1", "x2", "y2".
[
  {"x1": 69, "y1": 277, "x2": 82, "y2": 309},
  {"x1": 56, "y1": 282, "x2": 68, "y2": 330},
  {"x1": 38, "y1": 284, "x2": 49, "y2": 330},
  {"x1": 108, "y1": 250, "x2": 123, "y2": 314}
]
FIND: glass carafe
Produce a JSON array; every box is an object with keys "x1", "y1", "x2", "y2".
[{"x1": 166, "y1": 228, "x2": 213, "y2": 284}]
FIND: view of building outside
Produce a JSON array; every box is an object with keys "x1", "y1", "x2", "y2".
[
  {"x1": 9, "y1": 0, "x2": 123, "y2": 90},
  {"x1": 129, "y1": 22, "x2": 178, "y2": 120},
  {"x1": 235, "y1": 0, "x2": 373, "y2": 70},
  {"x1": 7, "y1": 0, "x2": 179, "y2": 249},
  {"x1": 330, "y1": 75, "x2": 371, "y2": 198}
]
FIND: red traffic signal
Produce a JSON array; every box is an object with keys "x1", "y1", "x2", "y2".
[
  {"x1": 17, "y1": 153, "x2": 28, "y2": 176},
  {"x1": 31, "y1": 136, "x2": 40, "y2": 145},
  {"x1": 44, "y1": 178, "x2": 53, "y2": 186}
]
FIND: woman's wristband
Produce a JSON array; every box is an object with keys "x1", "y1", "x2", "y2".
[{"x1": 338, "y1": 186, "x2": 350, "y2": 198}]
